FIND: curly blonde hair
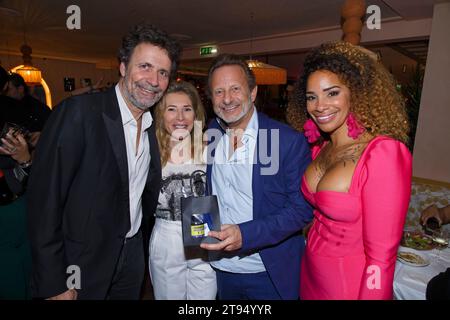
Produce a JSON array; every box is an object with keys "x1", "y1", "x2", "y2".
[
  {"x1": 154, "y1": 81, "x2": 206, "y2": 167},
  {"x1": 287, "y1": 41, "x2": 409, "y2": 144}
]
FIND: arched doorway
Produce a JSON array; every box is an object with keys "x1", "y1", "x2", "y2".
[{"x1": 9, "y1": 65, "x2": 52, "y2": 108}]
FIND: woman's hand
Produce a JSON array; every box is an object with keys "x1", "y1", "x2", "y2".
[{"x1": 0, "y1": 131, "x2": 31, "y2": 164}]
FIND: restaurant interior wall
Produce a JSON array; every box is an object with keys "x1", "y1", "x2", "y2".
[{"x1": 0, "y1": 54, "x2": 119, "y2": 106}]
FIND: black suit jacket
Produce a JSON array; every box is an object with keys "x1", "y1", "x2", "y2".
[{"x1": 27, "y1": 88, "x2": 161, "y2": 299}]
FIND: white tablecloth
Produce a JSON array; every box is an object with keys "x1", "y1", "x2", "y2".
[{"x1": 394, "y1": 246, "x2": 450, "y2": 300}]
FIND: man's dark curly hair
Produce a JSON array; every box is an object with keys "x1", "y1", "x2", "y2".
[
  {"x1": 287, "y1": 41, "x2": 409, "y2": 144},
  {"x1": 118, "y1": 23, "x2": 181, "y2": 79}
]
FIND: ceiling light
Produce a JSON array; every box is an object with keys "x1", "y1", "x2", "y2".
[
  {"x1": 15, "y1": 65, "x2": 42, "y2": 84},
  {"x1": 15, "y1": 44, "x2": 42, "y2": 84},
  {"x1": 246, "y1": 12, "x2": 287, "y2": 85},
  {"x1": 247, "y1": 60, "x2": 287, "y2": 85}
]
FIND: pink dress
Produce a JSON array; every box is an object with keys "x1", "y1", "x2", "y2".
[{"x1": 300, "y1": 136, "x2": 412, "y2": 300}]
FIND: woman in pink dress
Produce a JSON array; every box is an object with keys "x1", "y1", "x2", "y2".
[{"x1": 288, "y1": 41, "x2": 412, "y2": 299}]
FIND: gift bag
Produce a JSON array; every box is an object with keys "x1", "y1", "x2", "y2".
[
  {"x1": 181, "y1": 169, "x2": 221, "y2": 246},
  {"x1": 181, "y1": 195, "x2": 221, "y2": 246},
  {"x1": 181, "y1": 196, "x2": 220, "y2": 246}
]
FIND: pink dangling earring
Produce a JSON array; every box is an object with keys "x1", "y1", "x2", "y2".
[
  {"x1": 346, "y1": 113, "x2": 365, "y2": 139},
  {"x1": 303, "y1": 119, "x2": 321, "y2": 143}
]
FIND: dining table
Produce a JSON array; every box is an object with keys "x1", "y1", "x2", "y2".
[{"x1": 394, "y1": 244, "x2": 450, "y2": 300}]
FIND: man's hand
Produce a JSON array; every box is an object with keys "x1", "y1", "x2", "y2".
[
  {"x1": 92, "y1": 77, "x2": 104, "y2": 90},
  {"x1": 47, "y1": 289, "x2": 78, "y2": 300},
  {"x1": 200, "y1": 224, "x2": 242, "y2": 251},
  {"x1": 420, "y1": 205, "x2": 443, "y2": 227}
]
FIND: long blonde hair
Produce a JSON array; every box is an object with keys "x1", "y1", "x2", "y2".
[{"x1": 154, "y1": 81, "x2": 206, "y2": 166}]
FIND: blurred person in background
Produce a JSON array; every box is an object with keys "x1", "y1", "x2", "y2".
[
  {"x1": 0, "y1": 66, "x2": 41, "y2": 299},
  {"x1": 5, "y1": 73, "x2": 51, "y2": 133},
  {"x1": 421, "y1": 204, "x2": 450, "y2": 300}
]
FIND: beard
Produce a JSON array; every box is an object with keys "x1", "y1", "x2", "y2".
[
  {"x1": 215, "y1": 96, "x2": 253, "y2": 126},
  {"x1": 123, "y1": 77, "x2": 164, "y2": 111}
]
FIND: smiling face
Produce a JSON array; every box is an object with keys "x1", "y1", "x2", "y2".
[
  {"x1": 163, "y1": 92, "x2": 195, "y2": 141},
  {"x1": 210, "y1": 65, "x2": 257, "y2": 129},
  {"x1": 306, "y1": 70, "x2": 352, "y2": 138},
  {"x1": 119, "y1": 42, "x2": 172, "y2": 113}
]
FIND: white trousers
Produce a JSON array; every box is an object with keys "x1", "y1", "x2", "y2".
[{"x1": 149, "y1": 218, "x2": 217, "y2": 300}]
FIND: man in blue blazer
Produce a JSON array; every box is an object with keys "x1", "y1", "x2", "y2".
[{"x1": 201, "y1": 54, "x2": 312, "y2": 300}]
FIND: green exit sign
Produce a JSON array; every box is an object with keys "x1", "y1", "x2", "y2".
[{"x1": 200, "y1": 46, "x2": 217, "y2": 56}]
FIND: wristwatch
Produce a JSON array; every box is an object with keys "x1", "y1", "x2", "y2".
[{"x1": 18, "y1": 159, "x2": 32, "y2": 169}]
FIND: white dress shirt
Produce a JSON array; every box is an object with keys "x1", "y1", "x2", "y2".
[
  {"x1": 115, "y1": 85, "x2": 152, "y2": 238},
  {"x1": 211, "y1": 107, "x2": 266, "y2": 273}
]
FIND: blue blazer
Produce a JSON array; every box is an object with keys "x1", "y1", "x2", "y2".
[{"x1": 206, "y1": 112, "x2": 312, "y2": 299}]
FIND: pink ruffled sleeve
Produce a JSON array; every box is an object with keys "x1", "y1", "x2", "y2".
[{"x1": 358, "y1": 138, "x2": 412, "y2": 299}]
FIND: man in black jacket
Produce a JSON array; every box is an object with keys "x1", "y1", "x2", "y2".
[{"x1": 27, "y1": 24, "x2": 180, "y2": 300}]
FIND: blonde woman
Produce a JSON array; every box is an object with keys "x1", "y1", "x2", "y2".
[{"x1": 149, "y1": 81, "x2": 216, "y2": 299}]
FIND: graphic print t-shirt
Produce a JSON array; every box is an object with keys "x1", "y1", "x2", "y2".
[{"x1": 155, "y1": 161, "x2": 206, "y2": 221}]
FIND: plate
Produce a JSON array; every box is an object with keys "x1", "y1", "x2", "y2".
[
  {"x1": 401, "y1": 231, "x2": 445, "y2": 250},
  {"x1": 397, "y1": 251, "x2": 429, "y2": 267}
]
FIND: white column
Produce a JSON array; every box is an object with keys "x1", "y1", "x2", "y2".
[{"x1": 413, "y1": 2, "x2": 450, "y2": 183}]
